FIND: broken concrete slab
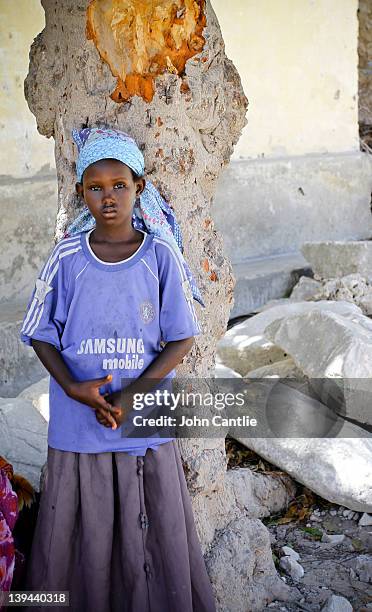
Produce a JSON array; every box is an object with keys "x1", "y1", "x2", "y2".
[
  {"x1": 217, "y1": 300, "x2": 362, "y2": 376},
  {"x1": 245, "y1": 357, "x2": 306, "y2": 380},
  {"x1": 235, "y1": 437, "x2": 372, "y2": 513},
  {"x1": 0, "y1": 396, "x2": 48, "y2": 491},
  {"x1": 296, "y1": 272, "x2": 372, "y2": 316},
  {"x1": 230, "y1": 253, "x2": 312, "y2": 317},
  {"x1": 289, "y1": 276, "x2": 323, "y2": 301},
  {"x1": 302, "y1": 240, "x2": 372, "y2": 280},
  {"x1": 264, "y1": 308, "x2": 372, "y2": 427},
  {"x1": 18, "y1": 376, "x2": 50, "y2": 421}
]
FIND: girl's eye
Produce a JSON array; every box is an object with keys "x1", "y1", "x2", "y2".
[
  {"x1": 90, "y1": 186, "x2": 101, "y2": 191},
  {"x1": 114, "y1": 183, "x2": 126, "y2": 189}
]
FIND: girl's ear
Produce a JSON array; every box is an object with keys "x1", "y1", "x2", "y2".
[
  {"x1": 76, "y1": 182, "x2": 84, "y2": 198},
  {"x1": 136, "y1": 178, "x2": 146, "y2": 197}
]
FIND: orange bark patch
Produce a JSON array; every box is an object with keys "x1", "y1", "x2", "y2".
[
  {"x1": 209, "y1": 271, "x2": 218, "y2": 281},
  {"x1": 180, "y1": 80, "x2": 191, "y2": 93},
  {"x1": 86, "y1": 0, "x2": 206, "y2": 103},
  {"x1": 202, "y1": 259, "x2": 209, "y2": 272}
]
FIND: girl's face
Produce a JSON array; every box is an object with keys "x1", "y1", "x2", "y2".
[{"x1": 76, "y1": 158, "x2": 145, "y2": 229}]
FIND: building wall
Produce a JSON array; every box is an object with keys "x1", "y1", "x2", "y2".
[
  {"x1": 358, "y1": 0, "x2": 372, "y2": 134},
  {"x1": 0, "y1": 0, "x2": 56, "y2": 305},
  {"x1": 212, "y1": 0, "x2": 360, "y2": 159},
  {"x1": 0, "y1": 0, "x2": 55, "y2": 177},
  {"x1": 211, "y1": 0, "x2": 372, "y2": 265},
  {"x1": 0, "y1": 0, "x2": 370, "y2": 306}
]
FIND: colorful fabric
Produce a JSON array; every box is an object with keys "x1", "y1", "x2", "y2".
[
  {"x1": 0, "y1": 459, "x2": 18, "y2": 604},
  {"x1": 65, "y1": 127, "x2": 204, "y2": 307},
  {"x1": 20, "y1": 231, "x2": 200, "y2": 454}
]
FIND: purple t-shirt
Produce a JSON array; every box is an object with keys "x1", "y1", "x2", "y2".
[{"x1": 20, "y1": 229, "x2": 201, "y2": 455}]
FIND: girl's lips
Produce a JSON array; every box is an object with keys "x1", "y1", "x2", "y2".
[{"x1": 102, "y1": 207, "x2": 117, "y2": 216}]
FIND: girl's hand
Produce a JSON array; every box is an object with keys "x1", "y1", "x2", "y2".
[
  {"x1": 67, "y1": 374, "x2": 121, "y2": 429},
  {"x1": 96, "y1": 389, "x2": 124, "y2": 429},
  {"x1": 95, "y1": 407, "x2": 121, "y2": 429},
  {"x1": 96, "y1": 391, "x2": 132, "y2": 428}
]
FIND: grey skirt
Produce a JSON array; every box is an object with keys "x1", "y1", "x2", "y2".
[{"x1": 25, "y1": 441, "x2": 216, "y2": 612}]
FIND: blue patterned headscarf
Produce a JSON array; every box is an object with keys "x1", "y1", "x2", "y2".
[{"x1": 65, "y1": 127, "x2": 204, "y2": 307}]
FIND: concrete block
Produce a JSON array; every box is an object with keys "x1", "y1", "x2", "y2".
[
  {"x1": 302, "y1": 240, "x2": 372, "y2": 280},
  {"x1": 0, "y1": 396, "x2": 48, "y2": 491},
  {"x1": 231, "y1": 252, "x2": 312, "y2": 317}
]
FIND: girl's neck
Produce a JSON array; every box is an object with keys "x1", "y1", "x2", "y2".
[{"x1": 92, "y1": 222, "x2": 139, "y2": 244}]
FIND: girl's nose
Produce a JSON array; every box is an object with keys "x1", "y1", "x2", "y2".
[{"x1": 102, "y1": 187, "x2": 115, "y2": 201}]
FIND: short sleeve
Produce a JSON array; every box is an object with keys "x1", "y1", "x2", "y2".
[
  {"x1": 156, "y1": 241, "x2": 201, "y2": 342},
  {"x1": 20, "y1": 242, "x2": 71, "y2": 350}
]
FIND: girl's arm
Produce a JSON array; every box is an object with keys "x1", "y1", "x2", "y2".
[
  {"x1": 31, "y1": 339, "x2": 120, "y2": 428},
  {"x1": 140, "y1": 337, "x2": 194, "y2": 379}
]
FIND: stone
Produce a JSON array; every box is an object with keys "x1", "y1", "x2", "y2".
[
  {"x1": 279, "y1": 556, "x2": 304, "y2": 581},
  {"x1": 310, "y1": 514, "x2": 323, "y2": 522},
  {"x1": 359, "y1": 512, "x2": 372, "y2": 526},
  {"x1": 0, "y1": 396, "x2": 48, "y2": 491},
  {"x1": 217, "y1": 300, "x2": 361, "y2": 376},
  {"x1": 321, "y1": 533, "x2": 345, "y2": 544},
  {"x1": 281, "y1": 546, "x2": 300, "y2": 561},
  {"x1": 290, "y1": 276, "x2": 323, "y2": 300},
  {"x1": 302, "y1": 241, "x2": 372, "y2": 280},
  {"x1": 308, "y1": 273, "x2": 372, "y2": 316},
  {"x1": 225, "y1": 467, "x2": 296, "y2": 519},
  {"x1": 205, "y1": 516, "x2": 293, "y2": 611},
  {"x1": 218, "y1": 334, "x2": 287, "y2": 377},
  {"x1": 0, "y1": 308, "x2": 47, "y2": 397},
  {"x1": 355, "y1": 554, "x2": 372, "y2": 583},
  {"x1": 228, "y1": 255, "x2": 311, "y2": 318},
  {"x1": 18, "y1": 376, "x2": 50, "y2": 421},
  {"x1": 213, "y1": 363, "x2": 242, "y2": 378},
  {"x1": 264, "y1": 307, "x2": 372, "y2": 427},
  {"x1": 321, "y1": 594, "x2": 353, "y2": 612},
  {"x1": 234, "y1": 437, "x2": 372, "y2": 512},
  {"x1": 245, "y1": 358, "x2": 306, "y2": 380}
]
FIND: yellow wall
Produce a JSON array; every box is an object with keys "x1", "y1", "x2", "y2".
[
  {"x1": 0, "y1": 0, "x2": 54, "y2": 177},
  {"x1": 0, "y1": 0, "x2": 360, "y2": 169},
  {"x1": 212, "y1": 0, "x2": 360, "y2": 159}
]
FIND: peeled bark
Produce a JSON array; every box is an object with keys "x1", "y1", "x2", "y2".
[{"x1": 24, "y1": 3, "x2": 291, "y2": 608}]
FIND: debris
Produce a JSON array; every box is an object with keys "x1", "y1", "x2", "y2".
[
  {"x1": 321, "y1": 533, "x2": 345, "y2": 544},
  {"x1": 321, "y1": 594, "x2": 352, "y2": 612},
  {"x1": 279, "y1": 556, "x2": 304, "y2": 581},
  {"x1": 281, "y1": 545, "x2": 300, "y2": 561},
  {"x1": 359, "y1": 512, "x2": 372, "y2": 527}
]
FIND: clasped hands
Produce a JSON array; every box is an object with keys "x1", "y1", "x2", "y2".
[{"x1": 68, "y1": 374, "x2": 130, "y2": 430}]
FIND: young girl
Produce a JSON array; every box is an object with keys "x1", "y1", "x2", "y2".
[{"x1": 20, "y1": 127, "x2": 216, "y2": 612}]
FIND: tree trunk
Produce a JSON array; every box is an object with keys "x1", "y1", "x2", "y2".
[{"x1": 25, "y1": 2, "x2": 290, "y2": 609}]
